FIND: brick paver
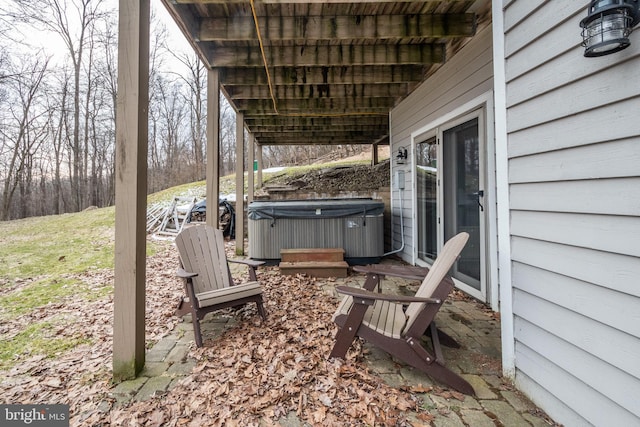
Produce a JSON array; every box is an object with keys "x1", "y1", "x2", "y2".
[{"x1": 110, "y1": 261, "x2": 557, "y2": 426}]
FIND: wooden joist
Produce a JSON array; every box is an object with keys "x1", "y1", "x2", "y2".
[{"x1": 160, "y1": 0, "x2": 482, "y2": 146}]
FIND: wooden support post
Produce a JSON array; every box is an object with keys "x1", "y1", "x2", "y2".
[
  {"x1": 372, "y1": 143, "x2": 379, "y2": 165},
  {"x1": 206, "y1": 69, "x2": 220, "y2": 229},
  {"x1": 248, "y1": 133, "x2": 255, "y2": 203},
  {"x1": 235, "y1": 112, "x2": 245, "y2": 255},
  {"x1": 113, "y1": 0, "x2": 149, "y2": 382},
  {"x1": 257, "y1": 143, "x2": 263, "y2": 188}
]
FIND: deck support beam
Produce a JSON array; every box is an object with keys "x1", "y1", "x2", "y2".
[
  {"x1": 207, "y1": 69, "x2": 221, "y2": 228},
  {"x1": 113, "y1": 0, "x2": 150, "y2": 381},
  {"x1": 257, "y1": 143, "x2": 263, "y2": 188},
  {"x1": 235, "y1": 112, "x2": 245, "y2": 255},
  {"x1": 248, "y1": 133, "x2": 255, "y2": 203}
]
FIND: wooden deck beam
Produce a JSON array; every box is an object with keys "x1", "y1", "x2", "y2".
[
  {"x1": 206, "y1": 68, "x2": 221, "y2": 229},
  {"x1": 219, "y1": 65, "x2": 427, "y2": 86},
  {"x1": 177, "y1": 0, "x2": 452, "y2": 3},
  {"x1": 225, "y1": 83, "x2": 410, "y2": 100},
  {"x1": 200, "y1": 14, "x2": 476, "y2": 41},
  {"x1": 235, "y1": 113, "x2": 245, "y2": 256},
  {"x1": 113, "y1": 0, "x2": 150, "y2": 382},
  {"x1": 207, "y1": 44, "x2": 445, "y2": 67},
  {"x1": 234, "y1": 97, "x2": 394, "y2": 113}
]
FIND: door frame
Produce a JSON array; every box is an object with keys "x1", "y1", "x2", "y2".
[
  {"x1": 442, "y1": 110, "x2": 486, "y2": 299},
  {"x1": 410, "y1": 92, "x2": 498, "y2": 308}
]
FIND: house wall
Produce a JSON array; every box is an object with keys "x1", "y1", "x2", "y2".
[
  {"x1": 500, "y1": 1, "x2": 640, "y2": 425},
  {"x1": 389, "y1": 24, "x2": 494, "y2": 267}
]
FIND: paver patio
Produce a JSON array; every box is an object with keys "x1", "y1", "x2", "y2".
[{"x1": 111, "y1": 259, "x2": 557, "y2": 426}]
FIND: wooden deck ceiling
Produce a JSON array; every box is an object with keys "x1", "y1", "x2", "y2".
[{"x1": 161, "y1": 0, "x2": 488, "y2": 146}]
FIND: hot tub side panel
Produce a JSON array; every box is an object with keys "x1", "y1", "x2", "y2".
[{"x1": 248, "y1": 214, "x2": 383, "y2": 263}]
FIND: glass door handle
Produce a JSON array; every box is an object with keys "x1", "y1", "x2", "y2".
[{"x1": 473, "y1": 190, "x2": 484, "y2": 212}]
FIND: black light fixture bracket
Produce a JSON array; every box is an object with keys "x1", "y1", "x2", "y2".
[
  {"x1": 580, "y1": 0, "x2": 640, "y2": 57},
  {"x1": 396, "y1": 147, "x2": 408, "y2": 165}
]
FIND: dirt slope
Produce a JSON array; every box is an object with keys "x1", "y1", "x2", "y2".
[{"x1": 264, "y1": 159, "x2": 390, "y2": 194}]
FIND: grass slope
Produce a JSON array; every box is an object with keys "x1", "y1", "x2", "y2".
[{"x1": 0, "y1": 158, "x2": 384, "y2": 370}]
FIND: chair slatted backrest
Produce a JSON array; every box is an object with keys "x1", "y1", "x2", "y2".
[
  {"x1": 402, "y1": 232, "x2": 469, "y2": 335},
  {"x1": 176, "y1": 225, "x2": 232, "y2": 294}
]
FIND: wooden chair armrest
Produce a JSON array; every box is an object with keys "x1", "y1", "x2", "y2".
[
  {"x1": 229, "y1": 258, "x2": 265, "y2": 268},
  {"x1": 228, "y1": 258, "x2": 265, "y2": 281},
  {"x1": 335, "y1": 285, "x2": 441, "y2": 304},
  {"x1": 177, "y1": 268, "x2": 198, "y2": 279},
  {"x1": 352, "y1": 264, "x2": 428, "y2": 281},
  {"x1": 176, "y1": 268, "x2": 200, "y2": 310}
]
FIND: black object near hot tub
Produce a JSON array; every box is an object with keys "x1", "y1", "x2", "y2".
[{"x1": 248, "y1": 199, "x2": 384, "y2": 265}]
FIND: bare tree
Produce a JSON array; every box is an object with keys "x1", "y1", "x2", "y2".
[
  {"x1": 50, "y1": 67, "x2": 72, "y2": 214},
  {"x1": 147, "y1": 17, "x2": 172, "y2": 192},
  {"x1": 0, "y1": 56, "x2": 50, "y2": 220},
  {"x1": 219, "y1": 98, "x2": 236, "y2": 176},
  {"x1": 94, "y1": 12, "x2": 118, "y2": 205},
  {"x1": 1, "y1": 0, "x2": 275, "y2": 219},
  {"x1": 165, "y1": 51, "x2": 207, "y2": 182},
  {"x1": 156, "y1": 76, "x2": 188, "y2": 186},
  {"x1": 16, "y1": 0, "x2": 106, "y2": 211}
]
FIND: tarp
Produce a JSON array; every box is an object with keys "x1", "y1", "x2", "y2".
[{"x1": 187, "y1": 199, "x2": 236, "y2": 238}]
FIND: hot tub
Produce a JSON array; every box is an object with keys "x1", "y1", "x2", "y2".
[{"x1": 248, "y1": 199, "x2": 384, "y2": 264}]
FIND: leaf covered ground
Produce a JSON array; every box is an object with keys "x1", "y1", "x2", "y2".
[
  {"x1": 260, "y1": 160, "x2": 391, "y2": 195},
  {"x1": 0, "y1": 240, "x2": 436, "y2": 426}
]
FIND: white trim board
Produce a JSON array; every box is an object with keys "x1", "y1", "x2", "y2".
[
  {"x1": 492, "y1": 0, "x2": 515, "y2": 379},
  {"x1": 409, "y1": 91, "x2": 499, "y2": 308}
]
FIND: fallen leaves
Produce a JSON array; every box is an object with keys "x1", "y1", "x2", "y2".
[
  {"x1": 0, "y1": 238, "x2": 436, "y2": 426},
  {"x1": 113, "y1": 245, "x2": 429, "y2": 426},
  {"x1": 0, "y1": 240, "x2": 183, "y2": 425},
  {"x1": 428, "y1": 388, "x2": 466, "y2": 404}
]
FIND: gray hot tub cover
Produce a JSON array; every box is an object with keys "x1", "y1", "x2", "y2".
[{"x1": 248, "y1": 199, "x2": 384, "y2": 224}]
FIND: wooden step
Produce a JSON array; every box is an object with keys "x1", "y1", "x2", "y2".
[
  {"x1": 280, "y1": 248, "x2": 345, "y2": 263},
  {"x1": 279, "y1": 261, "x2": 349, "y2": 278}
]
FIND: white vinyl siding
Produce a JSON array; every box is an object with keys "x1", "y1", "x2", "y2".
[
  {"x1": 390, "y1": 24, "x2": 494, "y2": 265},
  {"x1": 502, "y1": 1, "x2": 640, "y2": 425}
]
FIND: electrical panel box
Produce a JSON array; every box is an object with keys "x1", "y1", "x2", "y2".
[{"x1": 395, "y1": 170, "x2": 405, "y2": 190}]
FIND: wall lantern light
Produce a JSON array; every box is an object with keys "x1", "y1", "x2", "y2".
[
  {"x1": 396, "y1": 147, "x2": 408, "y2": 165},
  {"x1": 580, "y1": 0, "x2": 640, "y2": 57}
]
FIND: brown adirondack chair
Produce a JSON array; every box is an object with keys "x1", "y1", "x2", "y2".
[
  {"x1": 329, "y1": 232, "x2": 475, "y2": 395},
  {"x1": 175, "y1": 224, "x2": 267, "y2": 347}
]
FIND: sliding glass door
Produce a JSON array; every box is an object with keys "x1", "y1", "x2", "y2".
[
  {"x1": 415, "y1": 112, "x2": 485, "y2": 300},
  {"x1": 417, "y1": 136, "x2": 438, "y2": 263},
  {"x1": 443, "y1": 118, "x2": 482, "y2": 291}
]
